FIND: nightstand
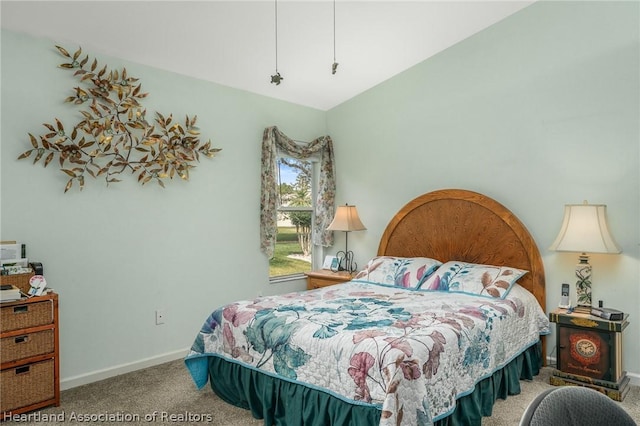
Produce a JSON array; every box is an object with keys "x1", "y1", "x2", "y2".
[
  {"x1": 549, "y1": 308, "x2": 629, "y2": 401},
  {"x1": 305, "y1": 269, "x2": 354, "y2": 290}
]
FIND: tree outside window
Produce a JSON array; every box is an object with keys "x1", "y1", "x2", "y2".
[{"x1": 270, "y1": 157, "x2": 314, "y2": 278}]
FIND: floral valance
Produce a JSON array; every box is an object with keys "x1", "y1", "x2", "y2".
[{"x1": 260, "y1": 126, "x2": 336, "y2": 259}]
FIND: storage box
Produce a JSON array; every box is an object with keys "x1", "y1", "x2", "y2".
[
  {"x1": 0, "y1": 329, "x2": 54, "y2": 364},
  {"x1": 0, "y1": 299, "x2": 53, "y2": 333},
  {"x1": 0, "y1": 359, "x2": 55, "y2": 413},
  {"x1": 0, "y1": 272, "x2": 35, "y2": 294}
]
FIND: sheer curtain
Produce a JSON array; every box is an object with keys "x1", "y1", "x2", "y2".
[{"x1": 260, "y1": 126, "x2": 336, "y2": 259}]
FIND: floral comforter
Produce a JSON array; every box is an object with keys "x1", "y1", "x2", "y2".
[{"x1": 185, "y1": 281, "x2": 550, "y2": 425}]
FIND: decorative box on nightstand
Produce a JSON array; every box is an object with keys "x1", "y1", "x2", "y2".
[
  {"x1": 305, "y1": 269, "x2": 354, "y2": 290},
  {"x1": 549, "y1": 308, "x2": 629, "y2": 401}
]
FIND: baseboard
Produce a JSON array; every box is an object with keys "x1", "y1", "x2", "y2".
[
  {"x1": 61, "y1": 348, "x2": 189, "y2": 390},
  {"x1": 546, "y1": 355, "x2": 640, "y2": 387},
  {"x1": 627, "y1": 371, "x2": 640, "y2": 387}
]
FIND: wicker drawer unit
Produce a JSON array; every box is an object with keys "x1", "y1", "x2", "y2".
[{"x1": 0, "y1": 293, "x2": 59, "y2": 417}]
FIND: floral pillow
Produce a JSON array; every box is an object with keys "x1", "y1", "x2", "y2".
[
  {"x1": 419, "y1": 261, "x2": 527, "y2": 299},
  {"x1": 354, "y1": 256, "x2": 442, "y2": 289}
]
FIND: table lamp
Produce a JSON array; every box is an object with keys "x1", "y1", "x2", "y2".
[
  {"x1": 549, "y1": 201, "x2": 621, "y2": 312},
  {"x1": 326, "y1": 204, "x2": 366, "y2": 273}
]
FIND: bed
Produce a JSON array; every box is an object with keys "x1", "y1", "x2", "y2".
[{"x1": 185, "y1": 189, "x2": 550, "y2": 425}]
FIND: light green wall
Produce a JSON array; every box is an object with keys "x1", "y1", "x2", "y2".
[
  {"x1": 2, "y1": 0, "x2": 639, "y2": 386},
  {"x1": 327, "y1": 1, "x2": 639, "y2": 376},
  {"x1": 1, "y1": 30, "x2": 325, "y2": 386}
]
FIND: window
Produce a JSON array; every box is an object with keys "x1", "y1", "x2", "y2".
[
  {"x1": 269, "y1": 156, "x2": 317, "y2": 279},
  {"x1": 260, "y1": 127, "x2": 336, "y2": 275}
]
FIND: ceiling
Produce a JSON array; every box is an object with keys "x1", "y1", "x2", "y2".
[{"x1": 1, "y1": 1, "x2": 534, "y2": 110}]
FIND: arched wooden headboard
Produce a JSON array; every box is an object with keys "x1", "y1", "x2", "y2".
[{"x1": 378, "y1": 189, "x2": 545, "y2": 313}]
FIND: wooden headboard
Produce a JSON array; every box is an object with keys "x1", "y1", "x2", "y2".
[{"x1": 378, "y1": 189, "x2": 545, "y2": 313}]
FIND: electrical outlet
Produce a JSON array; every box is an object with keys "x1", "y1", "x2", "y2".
[{"x1": 155, "y1": 309, "x2": 165, "y2": 325}]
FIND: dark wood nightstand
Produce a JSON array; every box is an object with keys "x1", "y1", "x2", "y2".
[
  {"x1": 549, "y1": 308, "x2": 629, "y2": 401},
  {"x1": 305, "y1": 269, "x2": 354, "y2": 290}
]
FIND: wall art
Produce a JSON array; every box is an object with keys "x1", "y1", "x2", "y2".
[{"x1": 18, "y1": 45, "x2": 221, "y2": 192}]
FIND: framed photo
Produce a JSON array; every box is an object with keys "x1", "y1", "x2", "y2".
[{"x1": 322, "y1": 255, "x2": 339, "y2": 270}]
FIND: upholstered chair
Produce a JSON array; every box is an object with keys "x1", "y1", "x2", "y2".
[{"x1": 519, "y1": 386, "x2": 636, "y2": 426}]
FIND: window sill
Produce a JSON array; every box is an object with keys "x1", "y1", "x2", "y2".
[{"x1": 269, "y1": 273, "x2": 306, "y2": 284}]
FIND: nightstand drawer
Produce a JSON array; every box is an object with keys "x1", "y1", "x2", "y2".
[
  {"x1": 305, "y1": 270, "x2": 353, "y2": 290},
  {"x1": 0, "y1": 359, "x2": 55, "y2": 413},
  {"x1": 549, "y1": 311, "x2": 628, "y2": 332},
  {"x1": 0, "y1": 300, "x2": 53, "y2": 333},
  {"x1": 308, "y1": 277, "x2": 336, "y2": 289},
  {"x1": 0, "y1": 329, "x2": 54, "y2": 364}
]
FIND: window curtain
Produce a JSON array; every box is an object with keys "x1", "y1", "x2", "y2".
[{"x1": 260, "y1": 126, "x2": 336, "y2": 259}]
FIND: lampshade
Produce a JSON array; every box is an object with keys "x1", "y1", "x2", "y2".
[
  {"x1": 549, "y1": 202, "x2": 621, "y2": 254},
  {"x1": 326, "y1": 205, "x2": 367, "y2": 232}
]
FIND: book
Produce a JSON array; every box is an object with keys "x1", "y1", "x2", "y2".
[{"x1": 0, "y1": 284, "x2": 22, "y2": 302}]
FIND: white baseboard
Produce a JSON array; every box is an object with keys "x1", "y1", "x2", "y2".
[
  {"x1": 546, "y1": 355, "x2": 640, "y2": 387},
  {"x1": 61, "y1": 348, "x2": 189, "y2": 391},
  {"x1": 627, "y1": 371, "x2": 640, "y2": 387}
]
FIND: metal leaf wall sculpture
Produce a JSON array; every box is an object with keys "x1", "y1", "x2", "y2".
[{"x1": 18, "y1": 45, "x2": 221, "y2": 192}]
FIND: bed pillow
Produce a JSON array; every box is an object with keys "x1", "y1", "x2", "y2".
[
  {"x1": 353, "y1": 256, "x2": 442, "y2": 289},
  {"x1": 419, "y1": 261, "x2": 527, "y2": 299}
]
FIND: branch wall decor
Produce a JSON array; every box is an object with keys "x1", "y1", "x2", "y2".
[{"x1": 18, "y1": 45, "x2": 221, "y2": 192}]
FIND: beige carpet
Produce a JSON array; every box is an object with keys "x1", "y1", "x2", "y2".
[{"x1": 6, "y1": 360, "x2": 639, "y2": 425}]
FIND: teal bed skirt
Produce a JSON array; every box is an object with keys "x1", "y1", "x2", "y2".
[{"x1": 206, "y1": 341, "x2": 543, "y2": 426}]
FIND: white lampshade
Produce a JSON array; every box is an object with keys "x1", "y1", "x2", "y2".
[
  {"x1": 326, "y1": 204, "x2": 366, "y2": 232},
  {"x1": 549, "y1": 202, "x2": 621, "y2": 254}
]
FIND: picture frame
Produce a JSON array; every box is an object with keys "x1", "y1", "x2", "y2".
[{"x1": 322, "y1": 255, "x2": 339, "y2": 270}]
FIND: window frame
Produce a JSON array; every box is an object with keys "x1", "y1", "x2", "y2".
[{"x1": 269, "y1": 155, "x2": 320, "y2": 282}]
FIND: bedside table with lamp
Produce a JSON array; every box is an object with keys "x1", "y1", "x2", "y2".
[
  {"x1": 306, "y1": 203, "x2": 366, "y2": 290},
  {"x1": 548, "y1": 201, "x2": 628, "y2": 401}
]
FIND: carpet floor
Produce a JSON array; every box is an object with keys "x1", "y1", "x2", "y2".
[{"x1": 5, "y1": 359, "x2": 639, "y2": 425}]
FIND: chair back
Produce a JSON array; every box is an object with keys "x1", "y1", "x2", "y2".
[{"x1": 519, "y1": 387, "x2": 636, "y2": 426}]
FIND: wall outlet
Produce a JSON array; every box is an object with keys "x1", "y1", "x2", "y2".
[{"x1": 155, "y1": 309, "x2": 165, "y2": 325}]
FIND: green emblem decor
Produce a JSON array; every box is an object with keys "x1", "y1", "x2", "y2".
[{"x1": 18, "y1": 45, "x2": 221, "y2": 192}]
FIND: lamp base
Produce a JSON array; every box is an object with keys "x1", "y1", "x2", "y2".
[
  {"x1": 575, "y1": 253, "x2": 592, "y2": 307},
  {"x1": 335, "y1": 250, "x2": 357, "y2": 274}
]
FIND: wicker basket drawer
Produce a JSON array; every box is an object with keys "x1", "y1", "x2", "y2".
[
  {"x1": 0, "y1": 329, "x2": 54, "y2": 364},
  {"x1": 0, "y1": 359, "x2": 55, "y2": 413},
  {"x1": 0, "y1": 272, "x2": 35, "y2": 294},
  {"x1": 0, "y1": 300, "x2": 53, "y2": 333}
]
